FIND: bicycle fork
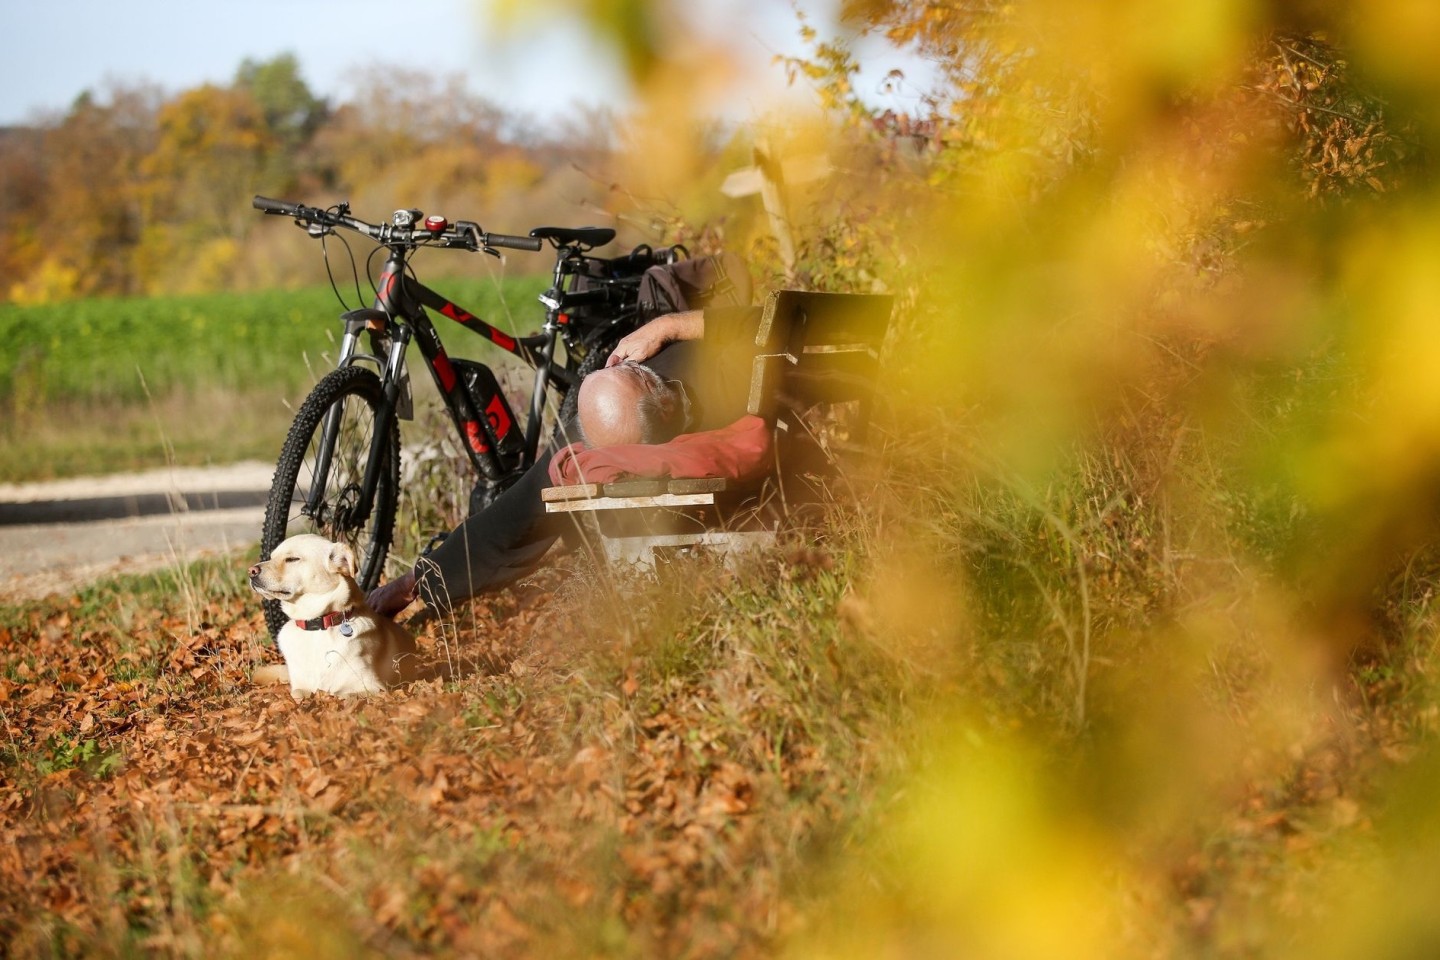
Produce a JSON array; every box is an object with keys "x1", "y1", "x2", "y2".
[{"x1": 305, "y1": 311, "x2": 410, "y2": 532}]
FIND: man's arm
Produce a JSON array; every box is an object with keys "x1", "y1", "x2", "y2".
[{"x1": 606, "y1": 310, "x2": 704, "y2": 366}]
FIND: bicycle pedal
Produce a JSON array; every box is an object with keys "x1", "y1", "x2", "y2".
[{"x1": 421, "y1": 531, "x2": 449, "y2": 556}]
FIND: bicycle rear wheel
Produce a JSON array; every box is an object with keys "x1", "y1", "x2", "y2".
[{"x1": 260, "y1": 365, "x2": 400, "y2": 638}]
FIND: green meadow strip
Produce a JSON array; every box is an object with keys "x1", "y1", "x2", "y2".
[{"x1": 0, "y1": 276, "x2": 550, "y2": 406}]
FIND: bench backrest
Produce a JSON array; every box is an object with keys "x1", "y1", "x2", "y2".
[{"x1": 745, "y1": 290, "x2": 894, "y2": 443}]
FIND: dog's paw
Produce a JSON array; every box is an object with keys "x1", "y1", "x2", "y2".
[{"x1": 251, "y1": 663, "x2": 290, "y2": 686}]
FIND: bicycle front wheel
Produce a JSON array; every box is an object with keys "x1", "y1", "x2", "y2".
[{"x1": 260, "y1": 365, "x2": 400, "y2": 638}]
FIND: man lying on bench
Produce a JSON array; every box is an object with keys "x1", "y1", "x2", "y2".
[{"x1": 367, "y1": 305, "x2": 763, "y2": 619}]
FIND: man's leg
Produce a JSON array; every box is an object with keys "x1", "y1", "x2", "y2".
[{"x1": 370, "y1": 450, "x2": 562, "y2": 616}]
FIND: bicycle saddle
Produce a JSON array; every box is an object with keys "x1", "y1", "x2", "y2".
[{"x1": 529, "y1": 226, "x2": 616, "y2": 248}]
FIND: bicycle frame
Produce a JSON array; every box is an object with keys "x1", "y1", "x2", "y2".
[
  {"x1": 305, "y1": 245, "x2": 598, "y2": 531},
  {"x1": 252, "y1": 195, "x2": 661, "y2": 541},
  {"x1": 252, "y1": 194, "x2": 679, "y2": 640}
]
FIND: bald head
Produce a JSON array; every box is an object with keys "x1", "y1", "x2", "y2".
[{"x1": 576, "y1": 361, "x2": 688, "y2": 448}]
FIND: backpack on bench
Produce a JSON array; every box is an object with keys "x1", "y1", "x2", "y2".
[{"x1": 637, "y1": 251, "x2": 752, "y2": 317}]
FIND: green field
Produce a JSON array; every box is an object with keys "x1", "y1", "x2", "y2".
[{"x1": 0, "y1": 276, "x2": 549, "y2": 482}]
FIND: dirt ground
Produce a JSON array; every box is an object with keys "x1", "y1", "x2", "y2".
[{"x1": 0, "y1": 462, "x2": 273, "y2": 600}]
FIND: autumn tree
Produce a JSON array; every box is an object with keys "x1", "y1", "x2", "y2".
[
  {"x1": 234, "y1": 53, "x2": 329, "y2": 196},
  {"x1": 307, "y1": 70, "x2": 513, "y2": 192},
  {"x1": 134, "y1": 84, "x2": 280, "y2": 292},
  {"x1": 6, "y1": 86, "x2": 160, "y2": 302},
  {"x1": 301, "y1": 70, "x2": 595, "y2": 268},
  {"x1": 0, "y1": 128, "x2": 47, "y2": 291},
  {"x1": 236, "y1": 52, "x2": 327, "y2": 152}
]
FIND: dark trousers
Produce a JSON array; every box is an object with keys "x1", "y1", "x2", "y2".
[{"x1": 413, "y1": 448, "x2": 562, "y2": 613}]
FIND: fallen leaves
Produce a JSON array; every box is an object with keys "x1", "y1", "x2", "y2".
[{"x1": 0, "y1": 559, "x2": 838, "y2": 957}]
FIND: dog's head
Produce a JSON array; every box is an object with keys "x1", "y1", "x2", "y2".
[{"x1": 249, "y1": 534, "x2": 358, "y2": 615}]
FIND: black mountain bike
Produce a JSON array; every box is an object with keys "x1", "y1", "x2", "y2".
[{"x1": 251, "y1": 196, "x2": 682, "y2": 636}]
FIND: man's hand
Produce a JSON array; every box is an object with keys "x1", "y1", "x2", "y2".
[
  {"x1": 367, "y1": 568, "x2": 418, "y2": 618},
  {"x1": 607, "y1": 310, "x2": 704, "y2": 366}
]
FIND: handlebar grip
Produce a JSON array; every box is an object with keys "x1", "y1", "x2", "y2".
[
  {"x1": 486, "y1": 233, "x2": 543, "y2": 252},
  {"x1": 253, "y1": 195, "x2": 302, "y2": 216}
]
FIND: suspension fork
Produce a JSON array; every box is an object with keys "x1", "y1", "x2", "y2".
[
  {"x1": 306, "y1": 271, "x2": 411, "y2": 529},
  {"x1": 344, "y1": 325, "x2": 410, "y2": 530},
  {"x1": 305, "y1": 311, "x2": 372, "y2": 522},
  {"x1": 344, "y1": 254, "x2": 420, "y2": 528}
]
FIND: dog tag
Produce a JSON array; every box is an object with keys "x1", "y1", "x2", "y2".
[{"x1": 339, "y1": 622, "x2": 354, "y2": 637}]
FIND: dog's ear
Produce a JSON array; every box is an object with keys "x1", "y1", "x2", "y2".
[{"x1": 327, "y1": 541, "x2": 357, "y2": 578}]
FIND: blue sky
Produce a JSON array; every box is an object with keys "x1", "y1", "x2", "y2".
[{"x1": 0, "y1": 0, "x2": 933, "y2": 126}]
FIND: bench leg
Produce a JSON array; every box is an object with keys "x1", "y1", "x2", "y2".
[
  {"x1": 603, "y1": 535, "x2": 659, "y2": 571},
  {"x1": 597, "y1": 529, "x2": 776, "y2": 573}
]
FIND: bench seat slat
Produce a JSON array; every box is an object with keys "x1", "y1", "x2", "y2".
[
  {"x1": 541, "y1": 483, "x2": 602, "y2": 503},
  {"x1": 543, "y1": 476, "x2": 730, "y2": 508},
  {"x1": 544, "y1": 492, "x2": 717, "y2": 513}
]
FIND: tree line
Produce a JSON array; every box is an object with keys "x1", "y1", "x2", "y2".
[
  {"x1": 0, "y1": 54, "x2": 648, "y2": 304},
  {"x1": 1, "y1": 15, "x2": 1422, "y2": 308}
]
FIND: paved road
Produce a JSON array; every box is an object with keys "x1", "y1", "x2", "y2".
[{"x1": 0, "y1": 462, "x2": 274, "y2": 601}]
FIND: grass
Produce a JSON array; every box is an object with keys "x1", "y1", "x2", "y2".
[
  {"x1": 31, "y1": 735, "x2": 124, "y2": 779},
  {"x1": 0, "y1": 386, "x2": 295, "y2": 480},
  {"x1": 0, "y1": 275, "x2": 549, "y2": 482},
  {"x1": 2, "y1": 232, "x2": 1439, "y2": 957},
  {"x1": 3, "y1": 350, "x2": 1440, "y2": 956}
]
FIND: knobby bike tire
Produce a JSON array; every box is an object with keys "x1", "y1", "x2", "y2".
[{"x1": 260, "y1": 365, "x2": 400, "y2": 638}]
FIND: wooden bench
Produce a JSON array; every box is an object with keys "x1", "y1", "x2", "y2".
[{"x1": 542, "y1": 289, "x2": 893, "y2": 570}]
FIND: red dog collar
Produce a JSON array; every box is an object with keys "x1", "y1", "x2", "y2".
[{"x1": 294, "y1": 609, "x2": 355, "y2": 635}]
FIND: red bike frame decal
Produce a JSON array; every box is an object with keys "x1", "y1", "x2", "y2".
[
  {"x1": 433, "y1": 352, "x2": 458, "y2": 392},
  {"x1": 464, "y1": 420, "x2": 490, "y2": 453},
  {"x1": 378, "y1": 271, "x2": 401, "y2": 311},
  {"x1": 437, "y1": 297, "x2": 517, "y2": 353},
  {"x1": 440, "y1": 302, "x2": 476, "y2": 324},
  {"x1": 486, "y1": 394, "x2": 513, "y2": 440}
]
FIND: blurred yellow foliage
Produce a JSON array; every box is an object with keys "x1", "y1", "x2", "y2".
[
  {"x1": 528, "y1": 0, "x2": 1440, "y2": 954},
  {"x1": 8, "y1": 258, "x2": 82, "y2": 306},
  {"x1": 791, "y1": 732, "x2": 1122, "y2": 959},
  {"x1": 1336, "y1": 212, "x2": 1440, "y2": 488},
  {"x1": 1347, "y1": 0, "x2": 1440, "y2": 96}
]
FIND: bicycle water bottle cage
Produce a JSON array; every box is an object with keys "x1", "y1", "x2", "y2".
[{"x1": 529, "y1": 226, "x2": 615, "y2": 249}]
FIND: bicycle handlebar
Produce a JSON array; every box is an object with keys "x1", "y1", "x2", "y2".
[
  {"x1": 485, "y1": 232, "x2": 543, "y2": 252},
  {"x1": 252, "y1": 195, "x2": 306, "y2": 218},
  {"x1": 252, "y1": 195, "x2": 543, "y2": 253}
]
